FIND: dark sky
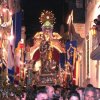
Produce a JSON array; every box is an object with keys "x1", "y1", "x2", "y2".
[{"x1": 21, "y1": 0, "x2": 68, "y2": 39}]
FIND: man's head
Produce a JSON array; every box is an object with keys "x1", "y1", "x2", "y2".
[
  {"x1": 68, "y1": 91, "x2": 80, "y2": 100},
  {"x1": 84, "y1": 87, "x2": 97, "y2": 100},
  {"x1": 46, "y1": 85, "x2": 55, "y2": 100},
  {"x1": 35, "y1": 89, "x2": 48, "y2": 100}
]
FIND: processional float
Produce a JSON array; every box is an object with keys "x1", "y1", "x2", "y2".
[{"x1": 26, "y1": 10, "x2": 77, "y2": 87}]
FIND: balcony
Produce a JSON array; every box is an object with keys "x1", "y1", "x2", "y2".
[
  {"x1": 90, "y1": 15, "x2": 100, "y2": 60},
  {"x1": 90, "y1": 46, "x2": 100, "y2": 60}
]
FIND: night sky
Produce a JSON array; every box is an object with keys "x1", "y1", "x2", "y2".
[{"x1": 21, "y1": 0, "x2": 68, "y2": 40}]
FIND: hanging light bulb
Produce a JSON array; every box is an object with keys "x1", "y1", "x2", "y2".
[{"x1": 90, "y1": 25, "x2": 96, "y2": 36}]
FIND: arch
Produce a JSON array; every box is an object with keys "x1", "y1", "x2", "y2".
[{"x1": 30, "y1": 41, "x2": 65, "y2": 60}]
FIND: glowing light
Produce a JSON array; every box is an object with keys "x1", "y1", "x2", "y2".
[
  {"x1": 2, "y1": 8, "x2": 7, "y2": 12},
  {"x1": 2, "y1": 48, "x2": 6, "y2": 53},
  {"x1": 8, "y1": 35, "x2": 14, "y2": 41},
  {"x1": 34, "y1": 60, "x2": 41, "y2": 71},
  {"x1": 67, "y1": 10, "x2": 73, "y2": 24},
  {"x1": 20, "y1": 61, "x2": 24, "y2": 65},
  {"x1": 46, "y1": 16, "x2": 49, "y2": 19},
  {"x1": 21, "y1": 38, "x2": 24, "y2": 44},
  {"x1": 9, "y1": 11, "x2": 13, "y2": 16},
  {"x1": 89, "y1": 25, "x2": 96, "y2": 36},
  {"x1": 0, "y1": 33, "x2": 2, "y2": 38},
  {"x1": 51, "y1": 66, "x2": 56, "y2": 70}
]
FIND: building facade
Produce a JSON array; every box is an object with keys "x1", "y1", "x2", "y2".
[{"x1": 85, "y1": 0, "x2": 100, "y2": 87}]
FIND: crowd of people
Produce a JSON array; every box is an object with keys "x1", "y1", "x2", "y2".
[
  {"x1": 0, "y1": 83, "x2": 100, "y2": 100},
  {"x1": 34, "y1": 84, "x2": 100, "y2": 100}
]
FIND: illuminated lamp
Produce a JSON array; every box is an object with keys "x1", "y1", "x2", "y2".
[
  {"x1": 20, "y1": 39, "x2": 24, "y2": 49},
  {"x1": 90, "y1": 25, "x2": 96, "y2": 36}
]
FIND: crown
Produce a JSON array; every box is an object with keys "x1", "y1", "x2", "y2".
[{"x1": 39, "y1": 10, "x2": 56, "y2": 29}]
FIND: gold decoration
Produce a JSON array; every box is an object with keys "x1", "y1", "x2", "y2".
[{"x1": 39, "y1": 10, "x2": 56, "y2": 25}]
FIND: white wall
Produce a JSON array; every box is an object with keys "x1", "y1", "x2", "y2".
[{"x1": 85, "y1": 0, "x2": 100, "y2": 87}]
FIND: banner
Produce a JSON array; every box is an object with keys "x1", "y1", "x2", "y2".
[
  {"x1": 65, "y1": 40, "x2": 77, "y2": 85},
  {"x1": 12, "y1": 11, "x2": 22, "y2": 48},
  {"x1": 8, "y1": 67, "x2": 14, "y2": 83},
  {"x1": 59, "y1": 53, "x2": 66, "y2": 69},
  {"x1": 65, "y1": 40, "x2": 77, "y2": 71}
]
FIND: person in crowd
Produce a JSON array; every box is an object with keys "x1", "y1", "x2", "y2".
[
  {"x1": 76, "y1": 87, "x2": 84, "y2": 100},
  {"x1": 25, "y1": 85, "x2": 36, "y2": 100},
  {"x1": 54, "y1": 85, "x2": 62, "y2": 99},
  {"x1": 96, "y1": 88, "x2": 100, "y2": 100},
  {"x1": 84, "y1": 86, "x2": 97, "y2": 100},
  {"x1": 67, "y1": 91, "x2": 80, "y2": 100},
  {"x1": 46, "y1": 85, "x2": 55, "y2": 100},
  {"x1": 87, "y1": 84, "x2": 94, "y2": 88},
  {"x1": 35, "y1": 89, "x2": 48, "y2": 100}
]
